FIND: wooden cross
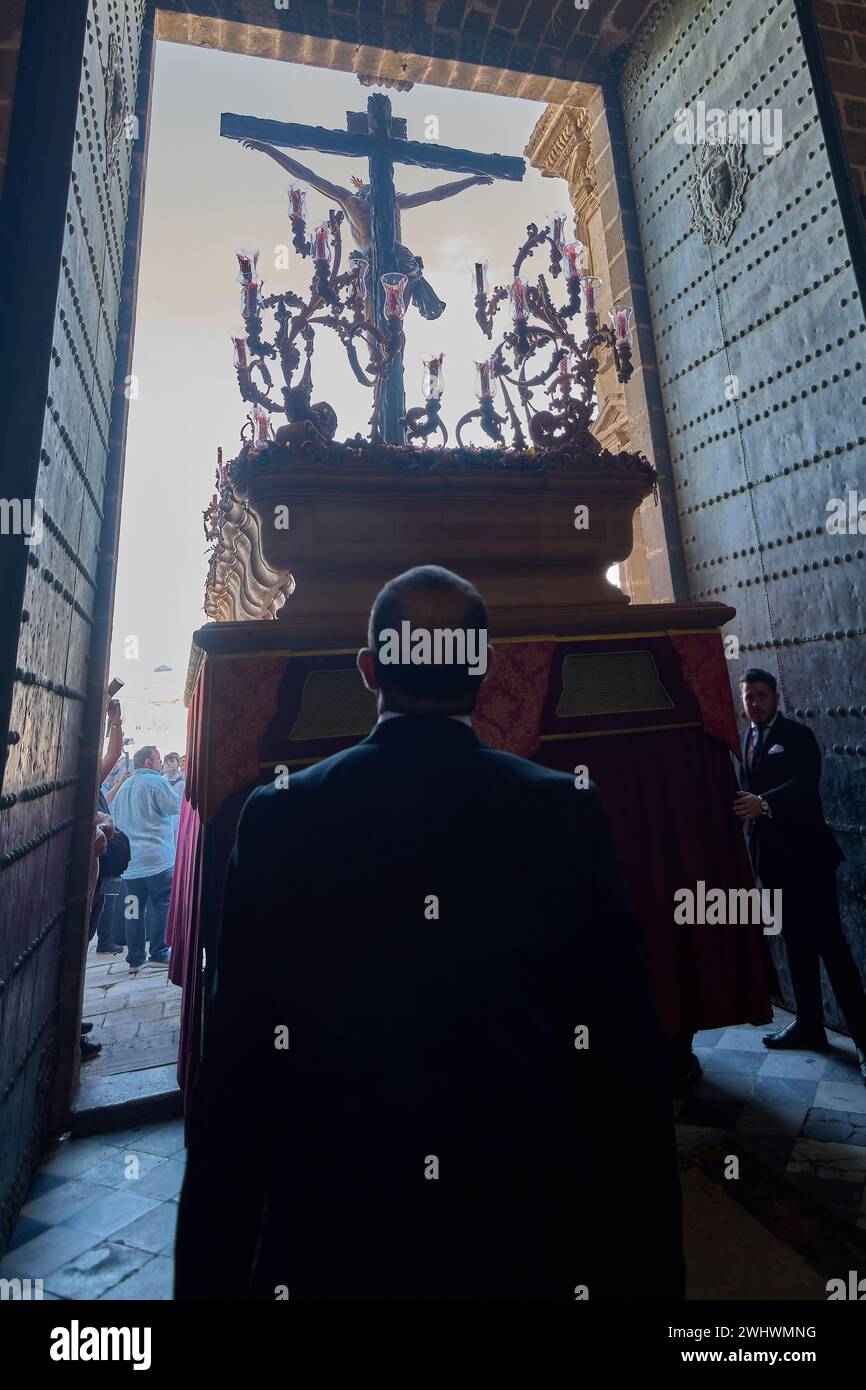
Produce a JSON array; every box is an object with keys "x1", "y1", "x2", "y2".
[{"x1": 221, "y1": 94, "x2": 525, "y2": 444}]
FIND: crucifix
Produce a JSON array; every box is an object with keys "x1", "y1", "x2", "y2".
[{"x1": 221, "y1": 93, "x2": 525, "y2": 444}]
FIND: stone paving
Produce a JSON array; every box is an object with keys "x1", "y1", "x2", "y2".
[
  {"x1": 3, "y1": 1008, "x2": 865, "y2": 1299},
  {"x1": 81, "y1": 938, "x2": 180, "y2": 1080},
  {"x1": 1, "y1": 1117, "x2": 183, "y2": 1300}
]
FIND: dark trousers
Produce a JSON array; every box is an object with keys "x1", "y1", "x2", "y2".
[
  {"x1": 123, "y1": 869, "x2": 173, "y2": 968},
  {"x1": 95, "y1": 880, "x2": 126, "y2": 951},
  {"x1": 771, "y1": 867, "x2": 866, "y2": 1049}
]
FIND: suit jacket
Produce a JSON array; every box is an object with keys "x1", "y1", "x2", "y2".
[
  {"x1": 175, "y1": 714, "x2": 683, "y2": 1301},
  {"x1": 735, "y1": 712, "x2": 843, "y2": 886}
]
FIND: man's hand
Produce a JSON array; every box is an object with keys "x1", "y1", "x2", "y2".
[
  {"x1": 108, "y1": 698, "x2": 122, "y2": 725},
  {"x1": 476, "y1": 174, "x2": 494, "y2": 185},
  {"x1": 734, "y1": 792, "x2": 764, "y2": 820},
  {"x1": 241, "y1": 138, "x2": 270, "y2": 154},
  {"x1": 97, "y1": 813, "x2": 115, "y2": 841}
]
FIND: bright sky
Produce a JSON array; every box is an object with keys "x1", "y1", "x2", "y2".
[{"x1": 109, "y1": 40, "x2": 572, "y2": 754}]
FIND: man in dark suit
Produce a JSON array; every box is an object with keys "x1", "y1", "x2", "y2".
[
  {"x1": 175, "y1": 565, "x2": 683, "y2": 1300},
  {"x1": 734, "y1": 668, "x2": 866, "y2": 1078}
]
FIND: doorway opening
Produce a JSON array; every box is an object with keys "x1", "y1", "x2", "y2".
[{"x1": 84, "y1": 35, "x2": 587, "y2": 1102}]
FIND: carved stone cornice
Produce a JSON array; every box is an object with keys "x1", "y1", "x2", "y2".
[
  {"x1": 525, "y1": 105, "x2": 598, "y2": 239},
  {"x1": 591, "y1": 393, "x2": 632, "y2": 453}
]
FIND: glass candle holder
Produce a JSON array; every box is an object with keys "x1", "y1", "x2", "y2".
[
  {"x1": 312, "y1": 223, "x2": 331, "y2": 264},
  {"x1": 562, "y1": 240, "x2": 587, "y2": 283},
  {"x1": 582, "y1": 274, "x2": 603, "y2": 317},
  {"x1": 242, "y1": 281, "x2": 261, "y2": 319},
  {"x1": 351, "y1": 257, "x2": 369, "y2": 299},
  {"x1": 235, "y1": 248, "x2": 259, "y2": 283},
  {"x1": 548, "y1": 211, "x2": 568, "y2": 253},
  {"x1": 474, "y1": 358, "x2": 494, "y2": 400},
  {"x1": 610, "y1": 304, "x2": 634, "y2": 349},
  {"x1": 381, "y1": 272, "x2": 408, "y2": 319},
  {"x1": 287, "y1": 184, "x2": 307, "y2": 221},
  {"x1": 557, "y1": 352, "x2": 575, "y2": 384},
  {"x1": 508, "y1": 276, "x2": 530, "y2": 324},
  {"x1": 232, "y1": 333, "x2": 249, "y2": 371},
  {"x1": 251, "y1": 404, "x2": 272, "y2": 450},
  {"x1": 422, "y1": 354, "x2": 444, "y2": 400}
]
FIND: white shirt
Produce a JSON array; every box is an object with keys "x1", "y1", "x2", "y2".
[{"x1": 111, "y1": 768, "x2": 182, "y2": 878}]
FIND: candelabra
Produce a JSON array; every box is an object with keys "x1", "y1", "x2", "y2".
[
  {"x1": 452, "y1": 216, "x2": 635, "y2": 451},
  {"x1": 231, "y1": 199, "x2": 408, "y2": 447},
  {"x1": 231, "y1": 195, "x2": 634, "y2": 456}
]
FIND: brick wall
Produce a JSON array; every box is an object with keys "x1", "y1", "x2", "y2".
[
  {"x1": 812, "y1": 0, "x2": 866, "y2": 195},
  {"x1": 156, "y1": 0, "x2": 658, "y2": 90},
  {"x1": 0, "y1": 0, "x2": 26, "y2": 194}
]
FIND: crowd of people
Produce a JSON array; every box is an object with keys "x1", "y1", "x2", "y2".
[{"x1": 84, "y1": 699, "x2": 186, "y2": 1062}]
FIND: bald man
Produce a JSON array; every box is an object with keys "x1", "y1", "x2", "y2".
[{"x1": 176, "y1": 566, "x2": 682, "y2": 1301}]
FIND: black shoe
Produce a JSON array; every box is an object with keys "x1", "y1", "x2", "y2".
[
  {"x1": 762, "y1": 1021, "x2": 830, "y2": 1052},
  {"x1": 96, "y1": 945, "x2": 123, "y2": 955},
  {"x1": 80, "y1": 1021, "x2": 94, "y2": 1035},
  {"x1": 80, "y1": 1036, "x2": 102, "y2": 1061}
]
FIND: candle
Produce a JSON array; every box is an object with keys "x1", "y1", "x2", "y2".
[
  {"x1": 473, "y1": 260, "x2": 489, "y2": 295},
  {"x1": 236, "y1": 248, "x2": 258, "y2": 283},
  {"x1": 474, "y1": 358, "x2": 494, "y2": 400},
  {"x1": 381, "y1": 272, "x2": 408, "y2": 320},
  {"x1": 422, "y1": 354, "x2": 444, "y2": 400},
  {"x1": 562, "y1": 240, "x2": 586, "y2": 283},
  {"x1": 610, "y1": 304, "x2": 634, "y2": 348},
  {"x1": 243, "y1": 280, "x2": 260, "y2": 319},
  {"x1": 548, "y1": 211, "x2": 568, "y2": 252},
  {"x1": 508, "y1": 276, "x2": 529, "y2": 324},
  {"x1": 582, "y1": 274, "x2": 603, "y2": 316},
  {"x1": 313, "y1": 223, "x2": 330, "y2": 264},
  {"x1": 352, "y1": 257, "x2": 369, "y2": 299},
  {"x1": 251, "y1": 404, "x2": 271, "y2": 450},
  {"x1": 232, "y1": 334, "x2": 248, "y2": 371},
  {"x1": 288, "y1": 184, "x2": 307, "y2": 221}
]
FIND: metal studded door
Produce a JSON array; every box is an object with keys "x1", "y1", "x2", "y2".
[
  {"x1": 620, "y1": 0, "x2": 866, "y2": 1020},
  {"x1": 0, "y1": 0, "x2": 150, "y2": 1247}
]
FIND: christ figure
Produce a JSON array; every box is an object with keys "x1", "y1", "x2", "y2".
[{"x1": 242, "y1": 138, "x2": 493, "y2": 320}]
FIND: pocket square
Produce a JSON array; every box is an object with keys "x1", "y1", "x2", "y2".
[{"x1": 767, "y1": 744, "x2": 785, "y2": 755}]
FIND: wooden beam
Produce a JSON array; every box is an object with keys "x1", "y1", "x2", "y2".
[
  {"x1": 220, "y1": 112, "x2": 525, "y2": 181},
  {"x1": 347, "y1": 110, "x2": 407, "y2": 140},
  {"x1": 367, "y1": 94, "x2": 404, "y2": 445}
]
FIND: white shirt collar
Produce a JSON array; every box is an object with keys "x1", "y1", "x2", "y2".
[
  {"x1": 750, "y1": 711, "x2": 779, "y2": 738},
  {"x1": 377, "y1": 710, "x2": 473, "y2": 727}
]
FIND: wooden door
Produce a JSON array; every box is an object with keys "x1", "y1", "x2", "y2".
[{"x1": 0, "y1": 0, "x2": 152, "y2": 1248}]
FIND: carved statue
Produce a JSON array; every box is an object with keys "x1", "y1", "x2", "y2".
[{"x1": 241, "y1": 138, "x2": 493, "y2": 321}]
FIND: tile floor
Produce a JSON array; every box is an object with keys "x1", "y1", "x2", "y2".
[
  {"x1": 679, "y1": 1006, "x2": 866, "y2": 1243},
  {"x1": 1, "y1": 1117, "x2": 184, "y2": 1300},
  {"x1": 3, "y1": 1007, "x2": 865, "y2": 1299}
]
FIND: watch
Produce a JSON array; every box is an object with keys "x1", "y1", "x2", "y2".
[{"x1": 759, "y1": 798, "x2": 771, "y2": 818}]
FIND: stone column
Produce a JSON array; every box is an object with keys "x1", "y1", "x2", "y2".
[{"x1": 525, "y1": 103, "x2": 657, "y2": 604}]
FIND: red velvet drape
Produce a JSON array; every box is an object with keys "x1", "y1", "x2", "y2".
[
  {"x1": 537, "y1": 728, "x2": 770, "y2": 1039},
  {"x1": 168, "y1": 629, "x2": 771, "y2": 1107}
]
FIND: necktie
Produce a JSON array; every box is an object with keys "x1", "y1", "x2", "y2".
[{"x1": 748, "y1": 725, "x2": 764, "y2": 771}]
